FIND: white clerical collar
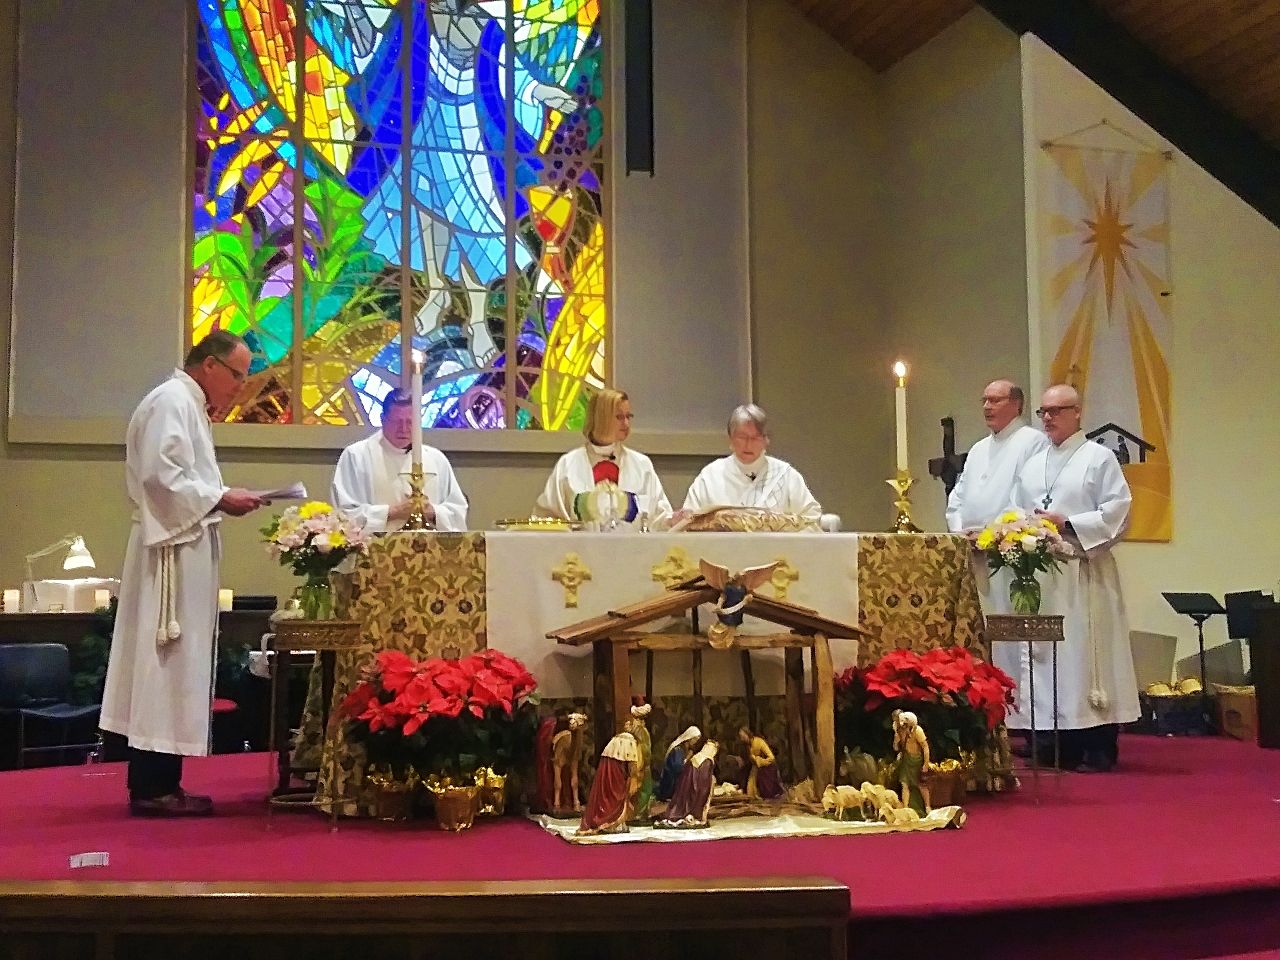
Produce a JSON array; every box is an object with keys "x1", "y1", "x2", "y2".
[
  {"x1": 1051, "y1": 430, "x2": 1088, "y2": 456},
  {"x1": 732, "y1": 454, "x2": 765, "y2": 480},
  {"x1": 990, "y1": 419, "x2": 1026, "y2": 442},
  {"x1": 379, "y1": 433, "x2": 410, "y2": 457},
  {"x1": 586, "y1": 440, "x2": 620, "y2": 463},
  {"x1": 174, "y1": 369, "x2": 209, "y2": 416}
]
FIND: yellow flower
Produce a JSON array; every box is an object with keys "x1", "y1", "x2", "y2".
[
  {"x1": 998, "y1": 511, "x2": 1019, "y2": 524},
  {"x1": 299, "y1": 501, "x2": 334, "y2": 520},
  {"x1": 1039, "y1": 517, "x2": 1059, "y2": 534},
  {"x1": 329, "y1": 530, "x2": 347, "y2": 548},
  {"x1": 976, "y1": 530, "x2": 995, "y2": 550}
]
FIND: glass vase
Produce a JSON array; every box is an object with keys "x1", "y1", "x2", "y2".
[
  {"x1": 300, "y1": 576, "x2": 333, "y2": 620},
  {"x1": 1009, "y1": 574, "x2": 1042, "y2": 615}
]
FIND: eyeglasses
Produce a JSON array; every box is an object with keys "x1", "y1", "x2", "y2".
[
  {"x1": 981, "y1": 395, "x2": 1013, "y2": 405},
  {"x1": 212, "y1": 355, "x2": 247, "y2": 383},
  {"x1": 1036, "y1": 404, "x2": 1079, "y2": 418}
]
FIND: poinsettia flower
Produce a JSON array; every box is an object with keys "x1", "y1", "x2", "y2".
[
  {"x1": 375, "y1": 650, "x2": 419, "y2": 693},
  {"x1": 339, "y1": 681, "x2": 377, "y2": 718},
  {"x1": 358, "y1": 698, "x2": 403, "y2": 733},
  {"x1": 426, "y1": 694, "x2": 465, "y2": 719}
]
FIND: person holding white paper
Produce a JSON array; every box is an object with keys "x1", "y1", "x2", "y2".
[
  {"x1": 101, "y1": 331, "x2": 269, "y2": 817},
  {"x1": 332, "y1": 388, "x2": 468, "y2": 532},
  {"x1": 681, "y1": 404, "x2": 821, "y2": 523},
  {"x1": 533, "y1": 388, "x2": 671, "y2": 528}
]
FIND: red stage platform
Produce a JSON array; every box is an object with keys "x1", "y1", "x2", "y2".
[{"x1": 2, "y1": 735, "x2": 1279, "y2": 959}]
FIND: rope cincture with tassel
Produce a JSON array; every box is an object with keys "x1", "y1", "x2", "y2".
[{"x1": 155, "y1": 545, "x2": 182, "y2": 647}]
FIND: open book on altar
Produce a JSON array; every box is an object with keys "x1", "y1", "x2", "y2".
[{"x1": 668, "y1": 505, "x2": 818, "y2": 533}]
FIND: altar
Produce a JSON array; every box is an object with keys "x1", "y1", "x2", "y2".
[{"x1": 299, "y1": 530, "x2": 983, "y2": 806}]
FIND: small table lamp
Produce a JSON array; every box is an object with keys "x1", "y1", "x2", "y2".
[{"x1": 24, "y1": 534, "x2": 96, "y2": 611}]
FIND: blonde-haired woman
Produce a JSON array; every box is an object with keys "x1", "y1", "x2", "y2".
[{"x1": 533, "y1": 388, "x2": 671, "y2": 527}]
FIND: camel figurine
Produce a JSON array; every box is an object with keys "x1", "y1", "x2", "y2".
[{"x1": 551, "y1": 712, "x2": 587, "y2": 814}]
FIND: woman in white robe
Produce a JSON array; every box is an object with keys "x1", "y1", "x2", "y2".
[
  {"x1": 331, "y1": 389, "x2": 468, "y2": 532},
  {"x1": 101, "y1": 332, "x2": 268, "y2": 815},
  {"x1": 1007, "y1": 384, "x2": 1138, "y2": 772},
  {"x1": 534, "y1": 389, "x2": 671, "y2": 527},
  {"x1": 682, "y1": 403, "x2": 821, "y2": 523}
]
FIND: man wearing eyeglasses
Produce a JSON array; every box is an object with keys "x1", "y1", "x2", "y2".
[
  {"x1": 1008, "y1": 383, "x2": 1138, "y2": 773},
  {"x1": 331, "y1": 388, "x2": 469, "y2": 533},
  {"x1": 102, "y1": 331, "x2": 271, "y2": 817},
  {"x1": 946, "y1": 379, "x2": 1048, "y2": 537}
]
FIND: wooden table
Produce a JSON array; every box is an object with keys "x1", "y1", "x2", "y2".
[{"x1": 0, "y1": 610, "x2": 272, "y2": 653}]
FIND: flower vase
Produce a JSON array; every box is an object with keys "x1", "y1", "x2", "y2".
[
  {"x1": 478, "y1": 769, "x2": 507, "y2": 817},
  {"x1": 366, "y1": 771, "x2": 414, "y2": 822},
  {"x1": 1009, "y1": 574, "x2": 1042, "y2": 615},
  {"x1": 300, "y1": 577, "x2": 333, "y2": 620}
]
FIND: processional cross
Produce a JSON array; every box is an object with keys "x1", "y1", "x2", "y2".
[{"x1": 927, "y1": 417, "x2": 967, "y2": 495}]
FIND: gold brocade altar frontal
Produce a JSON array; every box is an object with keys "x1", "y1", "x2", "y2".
[
  {"x1": 298, "y1": 531, "x2": 982, "y2": 814},
  {"x1": 855, "y1": 534, "x2": 985, "y2": 664}
]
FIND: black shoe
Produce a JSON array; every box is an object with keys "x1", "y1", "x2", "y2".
[
  {"x1": 130, "y1": 788, "x2": 215, "y2": 817},
  {"x1": 1076, "y1": 750, "x2": 1114, "y2": 773}
]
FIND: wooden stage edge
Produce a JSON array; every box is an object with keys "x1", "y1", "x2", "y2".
[{"x1": 0, "y1": 875, "x2": 849, "y2": 960}]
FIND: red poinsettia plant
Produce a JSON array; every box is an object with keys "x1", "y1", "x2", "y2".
[
  {"x1": 834, "y1": 646, "x2": 1015, "y2": 761},
  {"x1": 340, "y1": 648, "x2": 540, "y2": 777}
]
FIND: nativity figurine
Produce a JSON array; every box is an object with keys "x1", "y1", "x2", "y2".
[
  {"x1": 892, "y1": 709, "x2": 931, "y2": 815},
  {"x1": 576, "y1": 730, "x2": 642, "y2": 836},
  {"x1": 655, "y1": 740, "x2": 719, "y2": 828},
  {"x1": 624, "y1": 700, "x2": 654, "y2": 822},
  {"x1": 739, "y1": 726, "x2": 784, "y2": 800},
  {"x1": 656, "y1": 725, "x2": 701, "y2": 802}
]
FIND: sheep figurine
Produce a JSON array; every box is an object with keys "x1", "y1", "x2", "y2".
[{"x1": 821, "y1": 784, "x2": 865, "y2": 821}]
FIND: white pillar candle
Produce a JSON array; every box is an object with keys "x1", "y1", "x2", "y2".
[
  {"x1": 2, "y1": 589, "x2": 18, "y2": 613},
  {"x1": 94, "y1": 589, "x2": 111, "y2": 609},
  {"x1": 218, "y1": 588, "x2": 234, "y2": 612},
  {"x1": 893, "y1": 360, "x2": 909, "y2": 472},
  {"x1": 410, "y1": 356, "x2": 424, "y2": 469}
]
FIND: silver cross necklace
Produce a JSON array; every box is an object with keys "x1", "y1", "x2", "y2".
[{"x1": 1041, "y1": 440, "x2": 1088, "y2": 509}]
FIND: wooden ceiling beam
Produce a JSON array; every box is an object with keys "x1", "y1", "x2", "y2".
[{"x1": 978, "y1": 0, "x2": 1280, "y2": 229}]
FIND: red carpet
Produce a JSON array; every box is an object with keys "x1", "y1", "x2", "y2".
[{"x1": 3, "y1": 735, "x2": 1279, "y2": 959}]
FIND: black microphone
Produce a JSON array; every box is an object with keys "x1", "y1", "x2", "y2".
[{"x1": 747, "y1": 472, "x2": 757, "y2": 481}]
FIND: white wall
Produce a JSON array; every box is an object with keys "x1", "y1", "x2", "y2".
[
  {"x1": 1022, "y1": 37, "x2": 1280, "y2": 665},
  {"x1": 880, "y1": 10, "x2": 1030, "y2": 528}
]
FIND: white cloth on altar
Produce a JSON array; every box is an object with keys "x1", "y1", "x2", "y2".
[
  {"x1": 533, "y1": 444, "x2": 672, "y2": 527},
  {"x1": 101, "y1": 371, "x2": 227, "y2": 756},
  {"x1": 1004, "y1": 431, "x2": 1138, "y2": 730},
  {"x1": 945, "y1": 421, "x2": 1049, "y2": 620},
  {"x1": 484, "y1": 531, "x2": 860, "y2": 699},
  {"x1": 682, "y1": 455, "x2": 822, "y2": 523},
  {"x1": 331, "y1": 433, "x2": 468, "y2": 533}
]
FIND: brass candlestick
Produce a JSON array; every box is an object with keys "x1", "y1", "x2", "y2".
[
  {"x1": 885, "y1": 470, "x2": 921, "y2": 533},
  {"x1": 402, "y1": 464, "x2": 436, "y2": 532}
]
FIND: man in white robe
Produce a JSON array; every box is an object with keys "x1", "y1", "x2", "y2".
[
  {"x1": 534, "y1": 388, "x2": 671, "y2": 527},
  {"x1": 331, "y1": 388, "x2": 468, "y2": 532},
  {"x1": 101, "y1": 331, "x2": 269, "y2": 816},
  {"x1": 682, "y1": 403, "x2": 822, "y2": 524},
  {"x1": 946, "y1": 381, "x2": 1049, "y2": 699},
  {"x1": 1009, "y1": 383, "x2": 1138, "y2": 772}
]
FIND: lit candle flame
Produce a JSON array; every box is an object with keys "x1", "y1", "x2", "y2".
[{"x1": 893, "y1": 360, "x2": 907, "y2": 379}]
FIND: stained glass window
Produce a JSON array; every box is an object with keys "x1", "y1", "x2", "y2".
[{"x1": 192, "y1": 0, "x2": 606, "y2": 430}]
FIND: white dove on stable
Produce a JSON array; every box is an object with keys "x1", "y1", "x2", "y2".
[{"x1": 699, "y1": 559, "x2": 780, "y2": 649}]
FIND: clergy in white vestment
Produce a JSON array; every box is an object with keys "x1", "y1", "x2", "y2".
[
  {"x1": 534, "y1": 388, "x2": 672, "y2": 527},
  {"x1": 331, "y1": 388, "x2": 468, "y2": 532},
  {"x1": 101, "y1": 331, "x2": 269, "y2": 817},
  {"x1": 1008, "y1": 383, "x2": 1138, "y2": 773},
  {"x1": 682, "y1": 403, "x2": 822, "y2": 524}
]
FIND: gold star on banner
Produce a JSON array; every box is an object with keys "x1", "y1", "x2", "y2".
[
  {"x1": 1083, "y1": 179, "x2": 1136, "y2": 317},
  {"x1": 551, "y1": 553, "x2": 592, "y2": 608}
]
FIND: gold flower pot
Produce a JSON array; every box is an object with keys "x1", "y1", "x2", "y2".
[
  {"x1": 368, "y1": 777, "x2": 415, "y2": 822},
  {"x1": 478, "y1": 772, "x2": 507, "y2": 817},
  {"x1": 433, "y1": 785, "x2": 480, "y2": 831}
]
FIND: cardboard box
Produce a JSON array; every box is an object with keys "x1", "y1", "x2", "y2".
[{"x1": 1213, "y1": 684, "x2": 1258, "y2": 742}]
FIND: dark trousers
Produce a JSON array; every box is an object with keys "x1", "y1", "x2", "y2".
[
  {"x1": 127, "y1": 748, "x2": 183, "y2": 800},
  {"x1": 1026, "y1": 723, "x2": 1120, "y2": 768}
]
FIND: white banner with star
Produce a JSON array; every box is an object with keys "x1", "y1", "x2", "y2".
[{"x1": 1036, "y1": 144, "x2": 1173, "y2": 541}]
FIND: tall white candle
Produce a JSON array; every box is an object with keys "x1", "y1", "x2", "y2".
[
  {"x1": 893, "y1": 360, "x2": 908, "y2": 472},
  {"x1": 94, "y1": 589, "x2": 111, "y2": 609},
  {"x1": 410, "y1": 356, "x2": 424, "y2": 469},
  {"x1": 2, "y1": 589, "x2": 18, "y2": 613},
  {"x1": 218, "y1": 588, "x2": 234, "y2": 612}
]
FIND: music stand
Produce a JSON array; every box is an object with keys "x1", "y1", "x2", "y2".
[{"x1": 1162, "y1": 592, "x2": 1226, "y2": 727}]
